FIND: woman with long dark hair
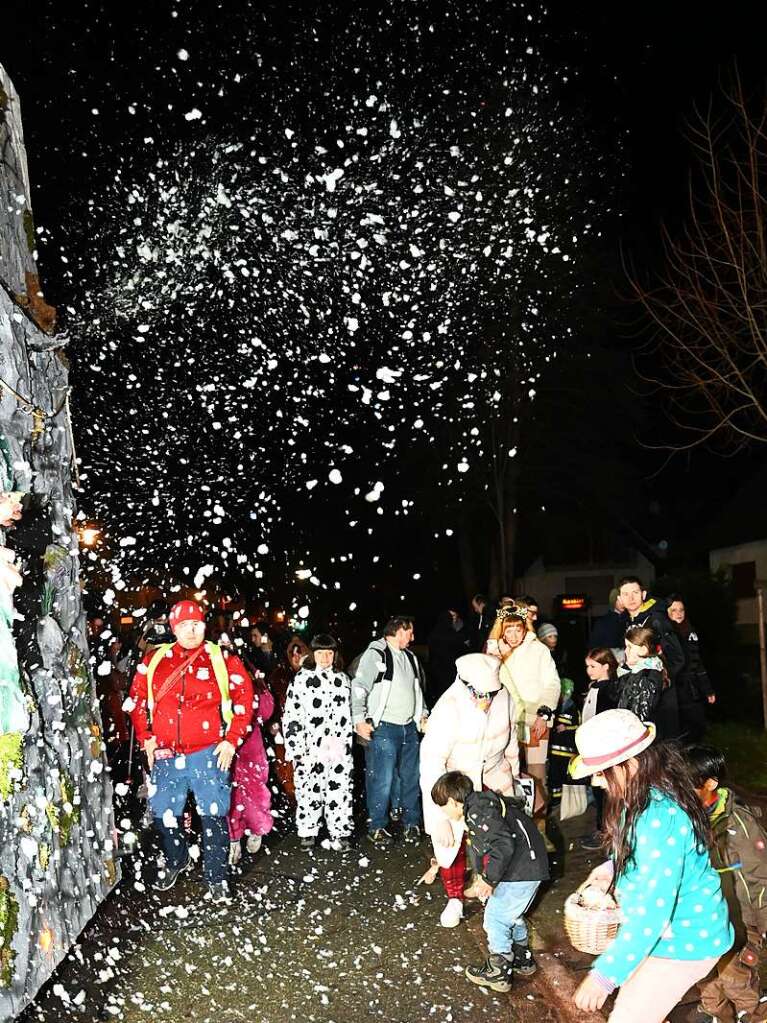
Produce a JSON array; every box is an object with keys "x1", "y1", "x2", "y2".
[{"x1": 569, "y1": 710, "x2": 733, "y2": 1021}]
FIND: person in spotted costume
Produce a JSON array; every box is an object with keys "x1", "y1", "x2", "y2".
[
  {"x1": 283, "y1": 634, "x2": 354, "y2": 850},
  {"x1": 128, "y1": 599, "x2": 254, "y2": 903},
  {"x1": 569, "y1": 709, "x2": 733, "y2": 1023}
]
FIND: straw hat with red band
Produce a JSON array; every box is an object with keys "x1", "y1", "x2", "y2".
[
  {"x1": 168, "y1": 600, "x2": 206, "y2": 630},
  {"x1": 569, "y1": 708, "x2": 656, "y2": 780}
]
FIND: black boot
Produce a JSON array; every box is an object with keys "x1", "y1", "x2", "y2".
[
  {"x1": 465, "y1": 953, "x2": 514, "y2": 993},
  {"x1": 153, "y1": 817, "x2": 192, "y2": 891},
  {"x1": 690, "y1": 1008, "x2": 716, "y2": 1023},
  {"x1": 512, "y1": 941, "x2": 537, "y2": 977}
]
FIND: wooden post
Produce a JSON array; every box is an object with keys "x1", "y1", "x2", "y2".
[{"x1": 756, "y1": 580, "x2": 767, "y2": 731}]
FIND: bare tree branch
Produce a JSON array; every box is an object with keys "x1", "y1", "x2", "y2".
[{"x1": 631, "y1": 68, "x2": 767, "y2": 452}]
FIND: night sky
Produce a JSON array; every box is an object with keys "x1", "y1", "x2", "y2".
[{"x1": 3, "y1": 1, "x2": 767, "y2": 627}]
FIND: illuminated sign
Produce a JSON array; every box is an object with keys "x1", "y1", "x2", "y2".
[{"x1": 558, "y1": 595, "x2": 588, "y2": 612}]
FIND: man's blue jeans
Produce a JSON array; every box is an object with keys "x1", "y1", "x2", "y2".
[
  {"x1": 484, "y1": 879, "x2": 540, "y2": 954},
  {"x1": 148, "y1": 745, "x2": 231, "y2": 884},
  {"x1": 364, "y1": 721, "x2": 421, "y2": 831}
]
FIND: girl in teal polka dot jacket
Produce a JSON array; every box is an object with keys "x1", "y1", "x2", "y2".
[{"x1": 568, "y1": 709, "x2": 733, "y2": 1023}]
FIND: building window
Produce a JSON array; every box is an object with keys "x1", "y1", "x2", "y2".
[{"x1": 732, "y1": 561, "x2": 756, "y2": 600}]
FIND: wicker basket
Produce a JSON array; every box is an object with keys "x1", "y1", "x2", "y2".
[{"x1": 564, "y1": 886, "x2": 622, "y2": 955}]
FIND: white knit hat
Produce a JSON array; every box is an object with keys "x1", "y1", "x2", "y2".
[
  {"x1": 537, "y1": 622, "x2": 558, "y2": 641},
  {"x1": 455, "y1": 653, "x2": 502, "y2": 694},
  {"x1": 569, "y1": 709, "x2": 656, "y2": 780}
]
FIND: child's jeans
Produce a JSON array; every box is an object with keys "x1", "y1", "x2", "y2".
[{"x1": 484, "y1": 879, "x2": 540, "y2": 954}]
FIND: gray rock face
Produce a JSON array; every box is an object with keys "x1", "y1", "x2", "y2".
[{"x1": 0, "y1": 65, "x2": 118, "y2": 1021}]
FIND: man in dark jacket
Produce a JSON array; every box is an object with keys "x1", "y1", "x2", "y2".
[
  {"x1": 468, "y1": 593, "x2": 491, "y2": 652},
  {"x1": 432, "y1": 771, "x2": 549, "y2": 993},
  {"x1": 426, "y1": 609, "x2": 471, "y2": 703},
  {"x1": 687, "y1": 747, "x2": 767, "y2": 1023},
  {"x1": 667, "y1": 594, "x2": 716, "y2": 743},
  {"x1": 618, "y1": 577, "x2": 685, "y2": 739},
  {"x1": 589, "y1": 587, "x2": 626, "y2": 653}
]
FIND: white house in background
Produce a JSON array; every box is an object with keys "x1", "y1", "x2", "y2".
[
  {"x1": 709, "y1": 539, "x2": 767, "y2": 641},
  {"x1": 704, "y1": 467, "x2": 767, "y2": 643},
  {"x1": 515, "y1": 550, "x2": 656, "y2": 621}
]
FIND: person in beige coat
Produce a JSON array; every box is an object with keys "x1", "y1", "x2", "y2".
[
  {"x1": 488, "y1": 604, "x2": 560, "y2": 852},
  {"x1": 420, "y1": 653, "x2": 519, "y2": 928}
]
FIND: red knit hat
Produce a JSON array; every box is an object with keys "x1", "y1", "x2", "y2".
[{"x1": 169, "y1": 600, "x2": 205, "y2": 630}]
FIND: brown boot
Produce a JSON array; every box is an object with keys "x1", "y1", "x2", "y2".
[{"x1": 536, "y1": 818, "x2": 556, "y2": 853}]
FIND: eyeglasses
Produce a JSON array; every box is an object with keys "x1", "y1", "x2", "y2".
[{"x1": 461, "y1": 679, "x2": 499, "y2": 703}]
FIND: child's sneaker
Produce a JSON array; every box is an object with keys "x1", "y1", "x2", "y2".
[
  {"x1": 300, "y1": 835, "x2": 316, "y2": 850},
  {"x1": 579, "y1": 832, "x2": 602, "y2": 851},
  {"x1": 465, "y1": 953, "x2": 514, "y2": 993},
  {"x1": 440, "y1": 898, "x2": 464, "y2": 928},
  {"x1": 403, "y1": 825, "x2": 421, "y2": 844},
  {"x1": 333, "y1": 836, "x2": 353, "y2": 851},
  {"x1": 512, "y1": 941, "x2": 537, "y2": 977},
  {"x1": 245, "y1": 834, "x2": 262, "y2": 855}
]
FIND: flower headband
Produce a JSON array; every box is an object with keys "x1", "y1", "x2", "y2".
[{"x1": 495, "y1": 603, "x2": 528, "y2": 623}]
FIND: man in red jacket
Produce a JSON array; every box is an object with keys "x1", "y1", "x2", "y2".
[{"x1": 129, "y1": 599, "x2": 254, "y2": 902}]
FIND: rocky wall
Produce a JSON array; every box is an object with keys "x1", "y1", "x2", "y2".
[{"x1": 0, "y1": 64, "x2": 118, "y2": 1021}]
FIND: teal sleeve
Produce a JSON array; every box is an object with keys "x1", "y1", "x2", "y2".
[{"x1": 592, "y1": 808, "x2": 684, "y2": 989}]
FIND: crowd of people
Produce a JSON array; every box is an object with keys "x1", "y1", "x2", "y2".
[{"x1": 87, "y1": 581, "x2": 766, "y2": 1023}]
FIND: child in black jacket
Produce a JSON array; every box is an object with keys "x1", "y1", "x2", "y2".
[
  {"x1": 607, "y1": 624, "x2": 666, "y2": 733},
  {"x1": 432, "y1": 771, "x2": 549, "y2": 993}
]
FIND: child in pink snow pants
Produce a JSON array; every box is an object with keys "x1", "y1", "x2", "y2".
[{"x1": 228, "y1": 683, "x2": 274, "y2": 863}]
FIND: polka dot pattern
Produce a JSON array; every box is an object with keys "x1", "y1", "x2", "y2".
[{"x1": 592, "y1": 789, "x2": 734, "y2": 988}]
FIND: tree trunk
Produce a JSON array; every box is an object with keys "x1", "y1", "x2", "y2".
[{"x1": 457, "y1": 518, "x2": 479, "y2": 600}]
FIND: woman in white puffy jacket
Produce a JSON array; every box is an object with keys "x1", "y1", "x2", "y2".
[
  {"x1": 487, "y1": 604, "x2": 560, "y2": 851},
  {"x1": 420, "y1": 653, "x2": 519, "y2": 929}
]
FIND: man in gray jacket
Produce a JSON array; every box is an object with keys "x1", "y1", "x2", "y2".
[{"x1": 352, "y1": 616, "x2": 428, "y2": 847}]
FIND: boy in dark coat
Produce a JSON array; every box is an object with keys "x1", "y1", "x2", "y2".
[
  {"x1": 432, "y1": 771, "x2": 549, "y2": 993},
  {"x1": 686, "y1": 746, "x2": 767, "y2": 1023}
]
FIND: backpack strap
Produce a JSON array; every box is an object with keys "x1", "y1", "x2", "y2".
[
  {"x1": 145, "y1": 644, "x2": 175, "y2": 724},
  {"x1": 377, "y1": 644, "x2": 394, "y2": 683},
  {"x1": 404, "y1": 648, "x2": 423, "y2": 685},
  {"x1": 206, "y1": 642, "x2": 233, "y2": 726}
]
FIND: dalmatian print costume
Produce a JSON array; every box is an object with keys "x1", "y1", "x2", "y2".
[{"x1": 283, "y1": 666, "x2": 354, "y2": 840}]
